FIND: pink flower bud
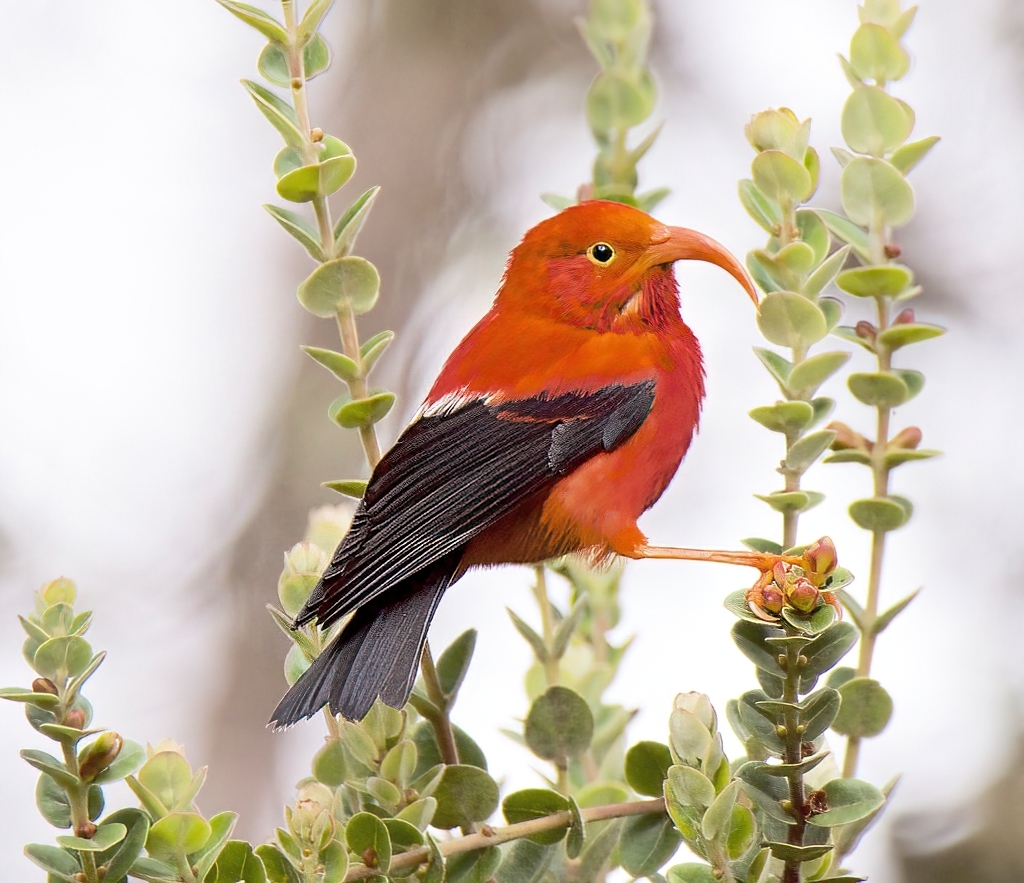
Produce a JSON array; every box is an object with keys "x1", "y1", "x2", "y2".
[
  {"x1": 894, "y1": 308, "x2": 915, "y2": 325},
  {"x1": 889, "y1": 426, "x2": 922, "y2": 449},
  {"x1": 788, "y1": 579, "x2": 820, "y2": 613},
  {"x1": 803, "y1": 537, "x2": 837, "y2": 578},
  {"x1": 855, "y1": 321, "x2": 877, "y2": 342}
]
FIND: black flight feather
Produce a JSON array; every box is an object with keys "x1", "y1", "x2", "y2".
[{"x1": 270, "y1": 380, "x2": 655, "y2": 727}]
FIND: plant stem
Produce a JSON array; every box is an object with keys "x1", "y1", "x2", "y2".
[
  {"x1": 342, "y1": 798, "x2": 666, "y2": 881},
  {"x1": 532, "y1": 566, "x2": 560, "y2": 688},
  {"x1": 841, "y1": 239, "x2": 894, "y2": 780},
  {"x1": 60, "y1": 742, "x2": 99, "y2": 883},
  {"x1": 419, "y1": 645, "x2": 461, "y2": 767},
  {"x1": 780, "y1": 639, "x2": 808, "y2": 883}
]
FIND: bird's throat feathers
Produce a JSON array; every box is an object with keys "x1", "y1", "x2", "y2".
[{"x1": 500, "y1": 258, "x2": 684, "y2": 335}]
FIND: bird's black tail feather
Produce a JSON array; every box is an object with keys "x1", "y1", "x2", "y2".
[{"x1": 269, "y1": 553, "x2": 461, "y2": 728}]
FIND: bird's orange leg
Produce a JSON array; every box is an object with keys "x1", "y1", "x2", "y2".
[{"x1": 635, "y1": 544, "x2": 804, "y2": 571}]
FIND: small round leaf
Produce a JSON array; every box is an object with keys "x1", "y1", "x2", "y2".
[
  {"x1": 297, "y1": 256, "x2": 380, "y2": 318},
  {"x1": 841, "y1": 157, "x2": 914, "y2": 228},
  {"x1": 752, "y1": 150, "x2": 813, "y2": 204},
  {"x1": 431, "y1": 765, "x2": 499, "y2": 829},
  {"x1": 841, "y1": 86, "x2": 913, "y2": 156},
  {"x1": 524, "y1": 686, "x2": 594, "y2": 763},
  {"x1": 625, "y1": 742, "x2": 673, "y2": 797},
  {"x1": 757, "y1": 292, "x2": 828, "y2": 349},
  {"x1": 502, "y1": 789, "x2": 570, "y2": 844},
  {"x1": 832, "y1": 677, "x2": 893, "y2": 737}
]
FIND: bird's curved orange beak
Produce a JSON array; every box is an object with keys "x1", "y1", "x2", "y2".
[{"x1": 647, "y1": 226, "x2": 758, "y2": 305}]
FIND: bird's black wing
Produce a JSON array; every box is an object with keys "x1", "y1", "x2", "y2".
[{"x1": 295, "y1": 380, "x2": 655, "y2": 629}]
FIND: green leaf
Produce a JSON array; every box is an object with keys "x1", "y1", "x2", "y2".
[
  {"x1": 241, "y1": 80, "x2": 305, "y2": 149},
  {"x1": 448, "y1": 846, "x2": 501, "y2": 883},
  {"x1": 895, "y1": 368, "x2": 925, "y2": 400},
  {"x1": 804, "y1": 246, "x2": 851, "y2": 297},
  {"x1": 335, "y1": 186, "x2": 381, "y2": 255},
  {"x1": 258, "y1": 34, "x2": 332, "y2": 86},
  {"x1": 411, "y1": 721, "x2": 488, "y2": 776},
  {"x1": 748, "y1": 751, "x2": 830, "y2": 779},
  {"x1": 742, "y1": 537, "x2": 783, "y2": 554},
  {"x1": 57, "y1": 821, "x2": 127, "y2": 852},
  {"x1": 796, "y1": 209, "x2": 830, "y2": 264},
  {"x1": 873, "y1": 588, "x2": 920, "y2": 635},
  {"x1": 734, "y1": 762, "x2": 792, "y2": 823},
  {"x1": 431, "y1": 765, "x2": 500, "y2": 829},
  {"x1": 208, "y1": 840, "x2": 268, "y2": 883},
  {"x1": 566, "y1": 796, "x2": 586, "y2": 859},
  {"x1": 94, "y1": 808, "x2": 150, "y2": 883},
  {"x1": 799, "y1": 688, "x2": 842, "y2": 740},
  {"x1": 264, "y1": 205, "x2": 324, "y2": 261},
  {"x1": 788, "y1": 351, "x2": 851, "y2": 397},
  {"x1": 146, "y1": 812, "x2": 211, "y2": 859},
  {"x1": 496, "y1": 839, "x2": 555, "y2": 883},
  {"x1": 786, "y1": 430, "x2": 838, "y2": 473},
  {"x1": 297, "y1": 256, "x2": 380, "y2": 318},
  {"x1": 136, "y1": 750, "x2": 195, "y2": 814},
  {"x1": 755, "y1": 490, "x2": 824, "y2": 514},
  {"x1": 24, "y1": 843, "x2": 80, "y2": 881},
  {"x1": 322, "y1": 479, "x2": 367, "y2": 499},
  {"x1": 215, "y1": 1, "x2": 288, "y2": 43},
  {"x1": 764, "y1": 841, "x2": 833, "y2": 862},
  {"x1": 752, "y1": 150, "x2": 813, "y2": 204},
  {"x1": 380, "y1": 740, "x2": 418, "y2": 791},
  {"x1": 636, "y1": 187, "x2": 671, "y2": 213},
  {"x1": 436, "y1": 629, "x2": 477, "y2": 700},
  {"x1": 841, "y1": 157, "x2": 914, "y2": 228},
  {"x1": 396, "y1": 797, "x2": 436, "y2": 832},
  {"x1": 501, "y1": 789, "x2": 570, "y2": 845},
  {"x1": 192, "y1": 811, "x2": 239, "y2": 880},
  {"x1": 255, "y1": 844, "x2": 300, "y2": 883},
  {"x1": 738, "y1": 180, "x2": 781, "y2": 233},
  {"x1": 625, "y1": 741, "x2": 673, "y2": 797},
  {"x1": 749, "y1": 401, "x2": 815, "y2": 435},
  {"x1": 618, "y1": 813, "x2": 681, "y2": 878},
  {"x1": 21, "y1": 749, "x2": 79, "y2": 789},
  {"x1": 832, "y1": 678, "x2": 893, "y2": 737},
  {"x1": 731, "y1": 621, "x2": 785, "y2": 677},
  {"x1": 346, "y1": 812, "x2": 392, "y2": 874},
  {"x1": 849, "y1": 496, "x2": 910, "y2": 531},
  {"x1": 277, "y1": 155, "x2": 356, "y2": 202},
  {"x1": 781, "y1": 602, "x2": 837, "y2": 635},
  {"x1": 841, "y1": 86, "x2": 913, "y2": 156},
  {"x1": 825, "y1": 449, "x2": 872, "y2": 465},
  {"x1": 667, "y1": 864, "x2": 717, "y2": 883},
  {"x1": 757, "y1": 291, "x2": 828, "y2": 348},
  {"x1": 807, "y1": 778, "x2": 885, "y2": 827},
  {"x1": 816, "y1": 210, "x2": 871, "y2": 262},
  {"x1": 302, "y1": 346, "x2": 359, "y2": 383},
  {"x1": 836, "y1": 264, "x2": 913, "y2": 298},
  {"x1": 92, "y1": 738, "x2": 144, "y2": 785},
  {"x1": 273, "y1": 146, "x2": 303, "y2": 179},
  {"x1": 586, "y1": 70, "x2": 654, "y2": 132},
  {"x1": 801, "y1": 622, "x2": 859, "y2": 679},
  {"x1": 849, "y1": 22, "x2": 910, "y2": 82},
  {"x1": 890, "y1": 135, "x2": 940, "y2": 174},
  {"x1": 332, "y1": 392, "x2": 396, "y2": 428},
  {"x1": 550, "y1": 598, "x2": 587, "y2": 660},
  {"x1": 541, "y1": 193, "x2": 575, "y2": 211},
  {"x1": 525, "y1": 686, "x2": 594, "y2": 762},
  {"x1": 876, "y1": 322, "x2": 944, "y2": 349},
  {"x1": 128, "y1": 855, "x2": 180, "y2": 883},
  {"x1": 701, "y1": 779, "x2": 739, "y2": 841},
  {"x1": 33, "y1": 635, "x2": 93, "y2": 682},
  {"x1": 574, "y1": 818, "x2": 621, "y2": 883},
  {"x1": 297, "y1": 0, "x2": 335, "y2": 45},
  {"x1": 848, "y1": 372, "x2": 910, "y2": 408},
  {"x1": 0, "y1": 686, "x2": 60, "y2": 708},
  {"x1": 752, "y1": 347, "x2": 792, "y2": 392},
  {"x1": 36, "y1": 773, "x2": 74, "y2": 828},
  {"x1": 724, "y1": 589, "x2": 776, "y2": 625}
]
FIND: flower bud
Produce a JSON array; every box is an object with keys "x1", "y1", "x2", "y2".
[
  {"x1": 32, "y1": 678, "x2": 58, "y2": 695},
  {"x1": 884, "y1": 242, "x2": 902, "y2": 259},
  {"x1": 745, "y1": 108, "x2": 802, "y2": 154},
  {"x1": 806, "y1": 789, "x2": 830, "y2": 816},
  {"x1": 305, "y1": 505, "x2": 354, "y2": 557},
  {"x1": 827, "y1": 421, "x2": 869, "y2": 451},
  {"x1": 63, "y1": 708, "x2": 87, "y2": 730},
  {"x1": 40, "y1": 577, "x2": 76, "y2": 607},
  {"x1": 855, "y1": 320, "x2": 877, "y2": 343},
  {"x1": 802, "y1": 537, "x2": 837, "y2": 579},
  {"x1": 673, "y1": 692, "x2": 716, "y2": 733},
  {"x1": 787, "y1": 579, "x2": 820, "y2": 613},
  {"x1": 889, "y1": 426, "x2": 922, "y2": 449},
  {"x1": 278, "y1": 542, "x2": 329, "y2": 618},
  {"x1": 772, "y1": 560, "x2": 790, "y2": 589},
  {"x1": 894, "y1": 307, "x2": 915, "y2": 324},
  {"x1": 289, "y1": 782, "x2": 335, "y2": 843},
  {"x1": 761, "y1": 586, "x2": 784, "y2": 614},
  {"x1": 78, "y1": 731, "x2": 123, "y2": 782}
]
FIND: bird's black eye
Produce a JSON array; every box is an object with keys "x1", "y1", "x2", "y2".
[{"x1": 587, "y1": 242, "x2": 615, "y2": 265}]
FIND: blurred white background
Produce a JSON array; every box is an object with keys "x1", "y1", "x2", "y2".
[{"x1": 2, "y1": 1, "x2": 1023, "y2": 880}]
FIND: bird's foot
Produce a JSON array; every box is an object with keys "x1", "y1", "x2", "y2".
[{"x1": 637, "y1": 537, "x2": 846, "y2": 625}]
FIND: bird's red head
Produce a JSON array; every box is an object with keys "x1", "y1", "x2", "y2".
[{"x1": 497, "y1": 200, "x2": 756, "y2": 333}]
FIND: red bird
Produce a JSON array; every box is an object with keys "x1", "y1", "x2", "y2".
[{"x1": 272, "y1": 200, "x2": 767, "y2": 727}]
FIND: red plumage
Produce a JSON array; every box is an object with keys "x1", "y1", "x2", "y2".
[{"x1": 271, "y1": 200, "x2": 755, "y2": 727}]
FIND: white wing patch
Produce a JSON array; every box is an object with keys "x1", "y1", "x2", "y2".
[{"x1": 415, "y1": 389, "x2": 493, "y2": 420}]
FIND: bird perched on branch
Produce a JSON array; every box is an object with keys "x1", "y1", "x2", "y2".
[{"x1": 271, "y1": 200, "x2": 773, "y2": 728}]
